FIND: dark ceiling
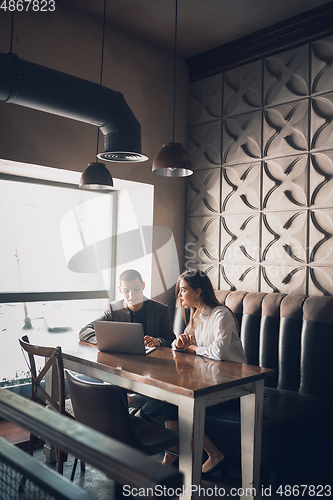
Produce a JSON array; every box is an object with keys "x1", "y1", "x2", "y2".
[{"x1": 58, "y1": 0, "x2": 333, "y2": 59}]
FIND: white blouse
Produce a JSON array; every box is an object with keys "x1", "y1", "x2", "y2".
[{"x1": 172, "y1": 305, "x2": 247, "y2": 363}]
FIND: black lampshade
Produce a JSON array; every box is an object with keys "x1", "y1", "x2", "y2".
[
  {"x1": 79, "y1": 162, "x2": 114, "y2": 190},
  {"x1": 152, "y1": 142, "x2": 193, "y2": 177}
]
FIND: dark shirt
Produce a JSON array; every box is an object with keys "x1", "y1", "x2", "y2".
[{"x1": 129, "y1": 301, "x2": 148, "y2": 336}]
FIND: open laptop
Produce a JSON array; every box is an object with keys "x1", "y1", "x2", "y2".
[{"x1": 94, "y1": 321, "x2": 156, "y2": 355}]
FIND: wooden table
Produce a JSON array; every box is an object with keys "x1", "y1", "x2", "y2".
[{"x1": 52, "y1": 339, "x2": 272, "y2": 499}]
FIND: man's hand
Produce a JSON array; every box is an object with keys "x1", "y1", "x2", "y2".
[
  {"x1": 144, "y1": 336, "x2": 161, "y2": 347},
  {"x1": 175, "y1": 334, "x2": 196, "y2": 350}
]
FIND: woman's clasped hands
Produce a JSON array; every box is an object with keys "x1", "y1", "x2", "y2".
[{"x1": 175, "y1": 333, "x2": 197, "y2": 352}]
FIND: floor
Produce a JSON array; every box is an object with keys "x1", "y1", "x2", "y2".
[
  {"x1": 33, "y1": 447, "x2": 291, "y2": 500},
  {"x1": 0, "y1": 420, "x2": 279, "y2": 499},
  {"x1": 1, "y1": 422, "x2": 328, "y2": 499},
  {"x1": 34, "y1": 446, "x2": 248, "y2": 499},
  {"x1": 33, "y1": 446, "x2": 116, "y2": 500}
]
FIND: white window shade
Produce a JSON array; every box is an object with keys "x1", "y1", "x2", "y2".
[{"x1": 0, "y1": 178, "x2": 115, "y2": 294}]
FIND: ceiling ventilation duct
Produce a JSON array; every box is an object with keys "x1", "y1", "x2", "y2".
[{"x1": 0, "y1": 52, "x2": 148, "y2": 162}]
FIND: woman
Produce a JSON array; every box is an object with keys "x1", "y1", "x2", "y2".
[{"x1": 162, "y1": 269, "x2": 247, "y2": 476}]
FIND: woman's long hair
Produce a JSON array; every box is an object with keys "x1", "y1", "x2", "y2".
[
  {"x1": 176, "y1": 269, "x2": 239, "y2": 332},
  {"x1": 176, "y1": 270, "x2": 220, "y2": 328}
]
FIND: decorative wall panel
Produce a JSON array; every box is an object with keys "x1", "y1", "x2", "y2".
[
  {"x1": 221, "y1": 213, "x2": 260, "y2": 264},
  {"x1": 188, "y1": 121, "x2": 221, "y2": 170},
  {"x1": 309, "y1": 209, "x2": 333, "y2": 264},
  {"x1": 308, "y1": 266, "x2": 333, "y2": 296},
  {"x1": 263, "y1": 155, "x2": 308, "y2": 210},
  {"x1": 312, "y1": 36, "x2": 333, "y2": 95},
  {"x1": 183, "y1": 261, "x2": 219, "y2": 289},
  {"x1": 223, "y1": 111, "x2": 262, "y2": 165},
  {"x1": 260, "y1": 265, "x2": 307, "y2": 295},
  {"x1": 263, "y1": 46, "x2": 309, "y2": 107},
  {"x1": 186, "y1": 34, "x2": 333, "y2": 296},
  {"x1": 222, "y1": 162, "x2": 261, "y2": 212},
  {"x1": 185, "y1": 217, "x2": 219, "y2": 262},
  {"x1": 223, "y1": 61, "x2": 262, "y2": 117},
  {"x1": 310, "y1": 152, "x2": 333, "y2": 207},
  {"x1": 220, "y1": 264, "x2": 259, "y2": 293},
  {"x1": 187, "y1": 169, "x2": 220, "y2": 216},
  {"x1": 261, "y1": 211, "x2": 307, "y2": 264},
  {"x1": 263, "y1": 100, "x2": 308, "y2": 158},
  {"x1": 189, "y1": 74, "x2": 222, "y2": 126},
  {"x1": 311, "y1": 93, "x2": 333, "y2": 151}
]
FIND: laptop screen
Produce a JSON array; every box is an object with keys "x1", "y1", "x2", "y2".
[{"x1": 94, "y1": 321, "x2": 155, "y2": 355}]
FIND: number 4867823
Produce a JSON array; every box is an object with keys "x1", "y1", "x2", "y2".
[{"x1": 0, "y1": 0, "x2": 55, "y2": 11}]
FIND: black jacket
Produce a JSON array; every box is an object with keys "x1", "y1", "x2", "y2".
[{"x1": 78, "y1": 297, "x2": 175, "y2": 347}]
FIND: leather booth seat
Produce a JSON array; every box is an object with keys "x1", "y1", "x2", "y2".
[{"x1": 175, "y1": 291, "x2": 333, "y2": 485}]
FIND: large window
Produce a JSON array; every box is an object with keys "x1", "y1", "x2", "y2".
[
  {"x1": 0, "y1": 176, "x2": 116, "y2": 295},
  {"x1": 0, "y1": 159, "x2": 155, "y2": 387},
  {"x1": 0, "y1": 166, "x2": 117, "y2": 385}
]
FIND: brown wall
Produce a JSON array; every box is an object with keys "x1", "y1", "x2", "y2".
[
  {"x1": 186, "y1": 36, "x2": 333, "y2": 296},
  {"x1": 0, "y1": 6, "x2": 189, "y2": 310}
]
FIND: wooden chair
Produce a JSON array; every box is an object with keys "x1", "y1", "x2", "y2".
[
  {"x1": 65, "y1": 370, "x2": 179, "y2": 480},
  {"x1": 18, "y1": 335, "x2": 84, "y2": 477}
]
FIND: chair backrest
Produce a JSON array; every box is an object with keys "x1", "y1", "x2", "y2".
[
  {"x1": 65, "y1": 370, "x2": 144, "y2": 450},
  {"x1": 18, "y1": 335, "x2": 66, "y2": 415},
  {"x1": 213, "y1": 290, "x2": 333, "y2": 400}
]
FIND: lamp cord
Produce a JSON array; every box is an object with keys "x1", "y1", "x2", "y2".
[
  {"x1": 172, "y1": 0, "x2": 178, "y2": 144},
  {"x1": 96, "y1": 0, "x2": 107, "y2": 160},
  {"x1": 9, "y1": 12, "x2": 14, "y2": 54}
]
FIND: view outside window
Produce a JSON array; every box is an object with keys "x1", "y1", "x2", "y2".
[
  {"x1": 0, "y1": 177, "x2": 115, "y2": 385},
  {"x1": 1, "y1": 179, "x2": 114, "y2": 293},
  {"x1": 1, "y1": 298, "x2": 109, "y2": 385}
]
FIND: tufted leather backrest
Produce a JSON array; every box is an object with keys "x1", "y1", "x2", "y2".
[
  {"x1": 301, "y1": 296, "x2": 333, "y2": 399},
  {"x1": 173, "y1": 291, "x2": 333, "y2": 397},
  {"x1": 213, "y1": 290, "x2": 333, "y2": 398}
]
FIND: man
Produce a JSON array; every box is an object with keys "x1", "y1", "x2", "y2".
[
  {"x1": 79, "y1": 269, "x2": 175, "y2": 420},
  {"x1": 79, "y1": 269, "x2": 175, "y2": 348}
]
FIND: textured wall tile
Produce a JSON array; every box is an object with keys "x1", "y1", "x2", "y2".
[
  {"x1": 223, "y1": 61, "x2": 262, "y2": 117},
  {"x1": 223, "y1": 111, "x2": 261, "y2": 165},
  {"x1": 263, "y1": 155, "x2": 308, "y2": 210},
  {"x1": 189, "y1": 75, "x2": 223, "y2": 126},
  {"x1": 264, "y1": 46, "x2": 309, "y2": 107},
  {"x1": 260, "y1": 265, "x2": 307, "y2": 294},
  {"x1": 310, "y1": 151, "x2": 333, "y2": 207},
  {"x1": 188, "y1": 121, "x2": 221, "y2": 170},
  {"x1": 312, "y1": 36, "x2": 333, "y2": 95},
  {"x1": 186, "y1": 35, "x2": 333, "y2": 296},
  {"x1": 222, "y1": 162, "x2": 261, "y2": 213},
  {"x1": 311, "y1": 93, "x2": 333, "y2": 151},
  {"x1": 183, "y1": 261, "x2": 219, "y2": 289},
  {"x1": 309, "y1": 209, "x2": 333, "y2": 264},
  {"x1": 308, "y1": 266, "x2": 333, "y2": 295},
  {"x1": 185, "y1": 217, "x2": 219, "y2": 262},
  {"x1": 264, "y1": 100, "x2": 308, "y2": 158},
  {"x1": 262, "y1": 211, "x2": 307, "y2": 264},
  {"x1": 187, "y1": 169, "x2": 221, "y2": 216},
  {"x1": 220, "y1": 213, "x2": 260, "y2": 263},
  {"x1": 220, "y1": 264, "x2": 259, "y2": 292}
]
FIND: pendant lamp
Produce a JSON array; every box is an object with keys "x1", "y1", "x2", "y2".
[
  {"x1": 80, "y1": 0, "x2": 113, "y2": 190},
  {"x1": 152, "y1": 0, "x2": 193, "y2": 177}
]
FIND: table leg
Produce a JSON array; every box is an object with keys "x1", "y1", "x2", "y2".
[
  {"x1": 240, "y1": 378, "x2": 264, "y2": 499},
  {"x1": 178, "y1": 396, "x2": 205, "y2": 500}
]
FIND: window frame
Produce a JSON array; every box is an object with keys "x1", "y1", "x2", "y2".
[{"x1": 0, "y1": 172, "x2": 118, "y2": 305}]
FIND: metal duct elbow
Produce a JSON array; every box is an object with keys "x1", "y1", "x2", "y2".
[{"x1": 0, "y1": 52, "x2": 148, "y2": 162}]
